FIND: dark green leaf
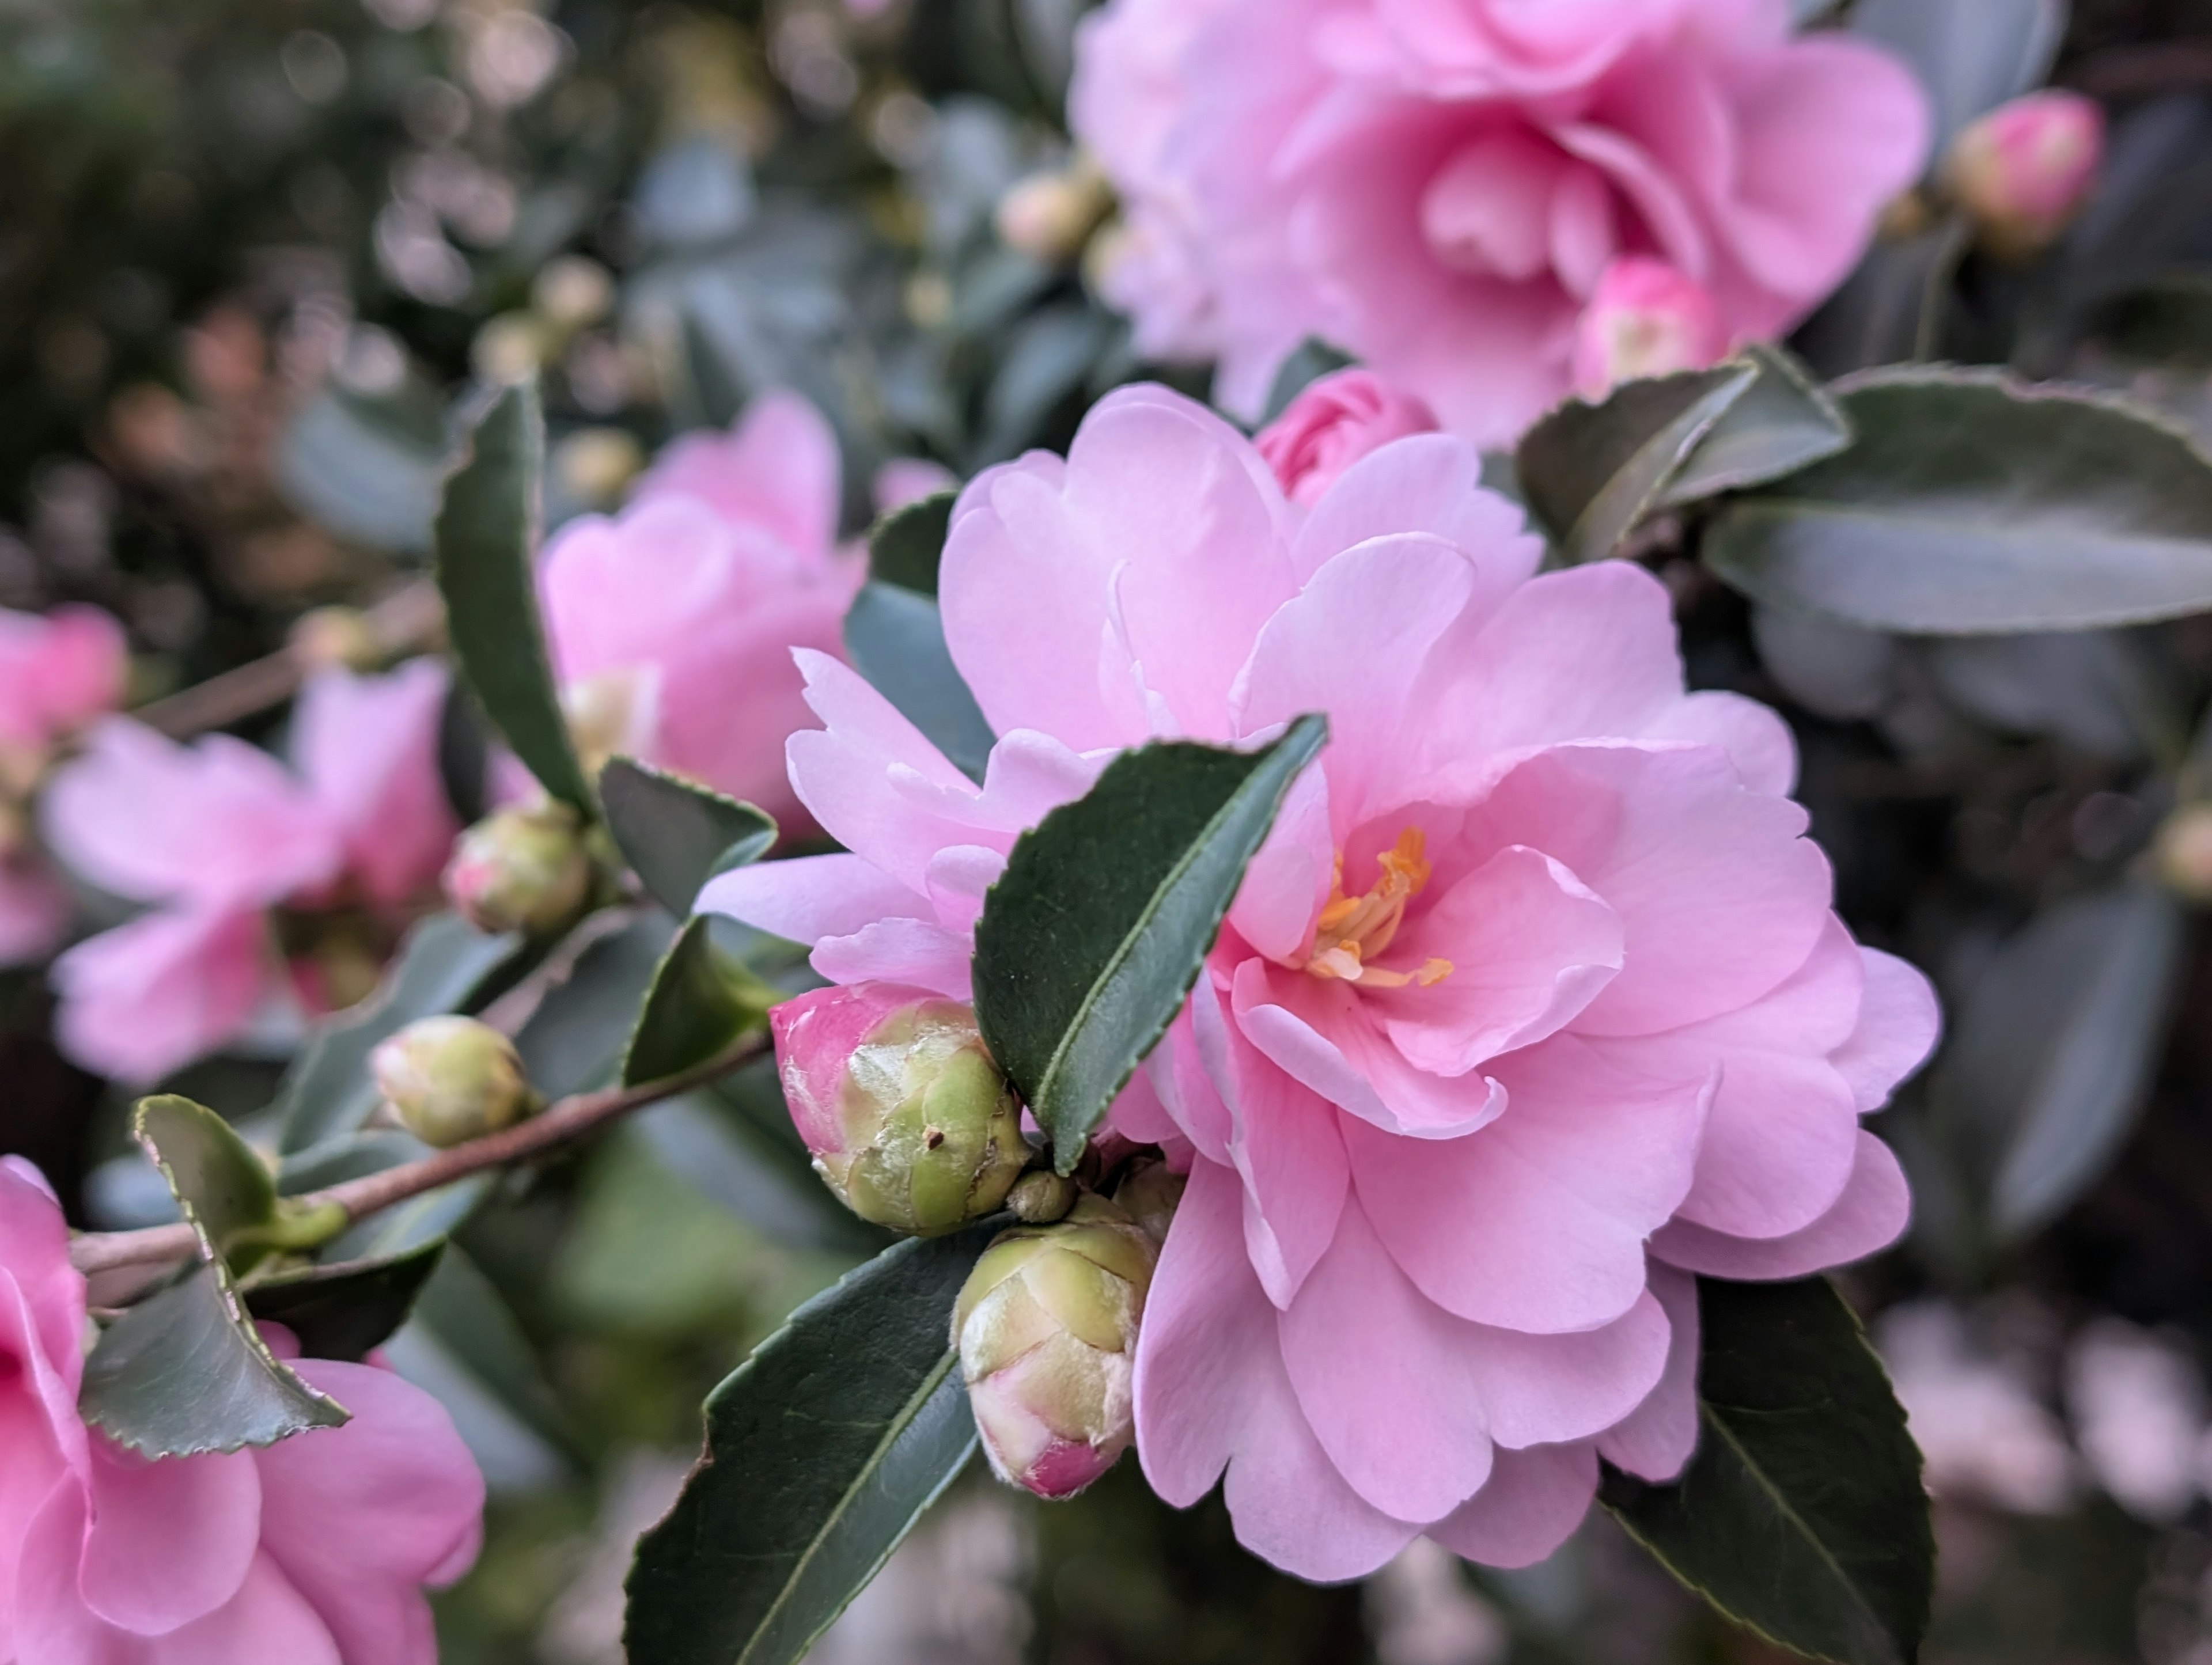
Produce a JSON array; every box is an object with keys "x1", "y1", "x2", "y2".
[
  {"x1": 243, "y1": 1241, "x2": 446, "y2": 1363},
  {"x1": 324, "y1": 1175, "x2": 494, "y2": 1264},
  {"x1": 2084, "y1": 271, "x2": 2212, "y2": 369},
  {"x1": 1794, "y1": 220, "x2": 1970, "y2": 380},
  {"x1": 869, "y1": 491, "x2": 957, "y2": 596},
  {"x1": 624, "y1": 1225, "x2": 997, "y2": 1665},
  {"x1": 1704, "y1": 367, "x2": 2212, "y2": 634},
  {"x1": 134, "y1": 1095, "x2": 279, "y2": 1273},
  {"x1": 276, "y1": 913, "x2": 520, "y2": 1155},
  {"x1": 435, "y1": 380, "x2": 594, "y2": 810},
  {"x1": 623, "y1": 915, "x2": 772, "y2": 1087},
  {"x1": 514, "y1": 909, "x2": 679, "y2": 1098},
  {"x1": 634, "y1": 1093, "x2": 885, "y2": 1254},
  {"x1": 1850, "y1": 0, "x2": 2064, "y2": 158},
  {"x1": 1658, "y1": 346, "x2": 1853, "y2": 509},
  {"x1": 974, "y1": 714, "x2": 1328, "y2": 1174},
  {"x1": 1262, "y1": 337, "x2": 1355, "y2": 424},
  {"x1": 1517, "y1": 366, "x2": 1757, "y2": 564},
  {"x1": 278, "y1": 385, "x2": 446, "y2": 554},
  {"x1": 279, "y1": 1129, "x2": 433, "y2": 1194},
  {"x1": 81, "y1": 1263, "x2": 350, "y2": 1456},
  {"x1": 1603, "y1": 1277, "x2": 1933, "y2": 1665},
  {"x1": 602, "y1": 757, "x2": 777, "y2": 916},
  {"x1": 843, "y1": 582, "x2": 997, "y2": 783},
  {"x1": 1934, "y1": 881, "x2": 2186, "y2": 1243}
]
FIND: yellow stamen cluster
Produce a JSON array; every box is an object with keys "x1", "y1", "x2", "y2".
[{"x1": 1305, "y1": 828, "x2": 1453, "y2": 989}]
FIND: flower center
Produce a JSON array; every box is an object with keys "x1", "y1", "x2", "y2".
[{"x1": 1305, "y1": 828, "x2": 1454, "y2": 989}]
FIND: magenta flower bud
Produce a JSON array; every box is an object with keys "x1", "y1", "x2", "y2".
[
  {"x1": 771, "y1": 983, "x2": 1030, "y2": 1234},
  {"x1": 1570, "y1": 256, "x2": 1729, "y2": 401},
  {"x1": 442, "y1": 802, "x2": 593, "y2": 936},
  {"x1": 1943, "y1": 90, "x2": 2104, "y2": 259},
  {"x1": 371, "y1": 1015, "x2": 538, "y2": 1147},
  {"x1": 953, "y1": 1195, "x2": 1157, "y2": 1499}
]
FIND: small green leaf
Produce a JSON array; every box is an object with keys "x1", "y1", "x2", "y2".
[
  {"x1": 973, "y1": 714, "x2": 1327, "y2": 1174},
  {"x1": 1658, "y1": 345, "x2": 1853, "y2": 509},
  {"x1": 134, "y1": 1096, "x2": 281, "y2": 1274},
  {"x1": 81, "y1": 1263, "x2": 350, "y2": 1457},
  {"x1": 602, "y1": 757, "x2": 777, "y2": 916},
  {"x1": 623, "y1": 916, "x2": 774, "y2": 1087},
  {"x1": 515, "y1": 909, "x2": 679, "y2": 1098},
  {"x1": 278, "y1": 384, "x2": 447, "y2": 554},
  {"x1": 1603, "y1": 1277, "x2": 1933, "y2": 1665},
  {"x1": 276, "y1": 912, "x2": 520, "y2": 1156},
  {"x1": 1849, "y1": 0, "x2": 2063, "y2": 158},
  {"x1": 868, "y1": 491, "x2": 956, "y2": 596},
  {"x1": 435, "y1": 380, "x2": 594, "y2": 810},
  {"x1": 1703, "y1": 367, "x2": 2212, "y2": 634},
  {"x1": 1517, "y1": 365, "x2": 1758, "y2": 564},
  {"x1": 843, "y1": 582, "x2": 997, "y2": 783},
  {"x1": 623, "y1": 1224, "x2": 998, "y2": 1665},
  {"x1": 243, "y1": 1241, "x2": 447, "y2": 1363}
]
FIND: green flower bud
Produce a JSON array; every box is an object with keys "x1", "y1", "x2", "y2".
[
  {"x1": 442, "y1": 802, "x2": 593, "y2": 935},
  {"x1": 1112, "y1": 1158, "x2": 1185, "y2": 1246},
  {"x1": 1007, "y1": 1169, "x2": 1078, "y2": 1224},
  {"x1": 952, "y1": 1195, "x2": 1157, "y2": 1499},
  {"x1": 370, "y1": 1015, "x2": 537, "y2": 1147}
]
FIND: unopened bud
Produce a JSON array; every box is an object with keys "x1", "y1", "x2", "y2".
[
  {"x1": 552, "y1": 427, "x2": 645, "y2": 509},
  {"x1": 1111, "y1": 1158, "x2": 1184, "y2": 1246},
  {"x1": 442, "y1": 802, "x2": 594, "y2": 935},
  {"x1": 953, "y1": 1196, "x2": 1156, "y2": 1499},
  {"x1": 2156, "y1": 803, "x2": 2212, "y2": 902},
  {"x1": 288, "y1": 605, "x2": 378, "y2": 673},
  {"x1": 1942, "y1": 90, "x2": 2104, "y2": 261},
  {"x1": 532, "y1": 255, "x2": 615, "y2": 331},
  {"x1": 995, "y1": 160, "x2": 1114, "y2": 264},
  {"x1": 371, "y1": 1015, "x2": 537, "y2": 1147},
  {"x1": 1007, "y1": 1169, "x2": 1077, "y2": 1224},
  {"x1": 771, "y1": 983, "x2": 1029, "y2": 1234},
  {"x1": 1570, "y1": 256, "x2": 1728, "y2": 401}
]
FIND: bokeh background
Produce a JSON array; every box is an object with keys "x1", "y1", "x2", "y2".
[{"x1": 13, "y1": 1, "x2": 2212, "y2": 1660}]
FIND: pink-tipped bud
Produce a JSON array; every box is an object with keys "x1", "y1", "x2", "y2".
[
  {"x1": 953, "y1": 1194, "x2": 1157, "y2": 1499},
  {"x1": 1943, "y1": 90, "x2": 2104, "y2": 260},
  {"x1": 442, "y1": 802, "x2": 594, "y2": 935},
  {"x1": 371, "y1": 1015, "x2": 537, "y2": 1147},
  {"x1": 771, "y1": 983, "x2": 1030, "y2": 1235},
  {"x1": 1570, "y1": 257, "x2": 1728, "y2": 401},
  {"x1": 1254, "y1": 369, "x2": 1437, "y2": 508}
]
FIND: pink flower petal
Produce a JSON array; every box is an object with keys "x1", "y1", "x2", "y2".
[
  {"x1": 291, "y1": 662, "x2": 456, "y2": 908},
  {"x1": 633, "y1": 389, "x2": 843, "y2": 556},
  {"x1": 51, "y1": 906, "x2": 278, "y2": 1084},
  {"x1": 1429, "y1": 1440, "x2": 1599, "y2": 1568},
  {"x1": 75, "y1": 1438, "x2": 261, "y2": 1634},
  {"x1": 1653, "y1": 1129, "x2": 1910, "y2": 1280},
  {"x1": 1831, "y1": 947, "x2": 1941, "y2": 1113},
  {"x1": 1596, "y1": 1261, "x2": 1700, "y2": 1482},
  {"x1": 809, "y1": 917, "x2": 975, "y2": 999},
  {"x1": 698, "y1": 852, "x2": 930, "y2": 945}
]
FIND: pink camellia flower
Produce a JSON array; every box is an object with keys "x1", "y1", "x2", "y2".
[
  {"x1": 0, "y1": 1157, "x2": 483, "y2": 1663},
  {"x1": 43, "y1": 661, "x2": 454, "y2": 1083},
  {"x1": 1571, "y1": 256, "x2": 1730, "y2": 399},
  {"x1": 1071, "y1": 0, "x2": 1931, "y2": 444},
  {"x1": 537, "y1": 390, "x2": 862, "y2": 828},
  {"x1": 703, "y1": 386, "x2": 1939, "y2": 1576},
  {"x1": 1255, "y1": 369, "x2": 1438, "y2": 507},
  {"x1": 1942, "y1": 89, "x2": 2105, "y2": 257}
]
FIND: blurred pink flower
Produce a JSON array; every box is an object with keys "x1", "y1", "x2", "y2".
[
  {"x1": 43, "y1": 661, "x2": 454, "y2": 1082},
  {"x1": 1255, "y1": 369, "x2": 1438, "y2": 507},
  {"x1": 540, "y1": 391, "x2": 862, "y2": 828},
  {"x1": 0, "y1": 1157, "x2": 483, "y2": 1664},
  {"x1": 1571, "y1": 256, "x2": 1730, "y2": 398},
  {"x1": 704, "y1": 386, "x2": 1938, "y2": 1576},
  {"x1": 0, "y1": 604, "x2": 127, "y2": 756},
  {"x1": 1072, "y1": 0, "x2": 1931, "y2": 443},
  {"x1": 1944, "y1": 89, "x2": 2104, "y2": 256},
  {"x1": 873, "y1": 457, "x2": 961, "y2": 517}
]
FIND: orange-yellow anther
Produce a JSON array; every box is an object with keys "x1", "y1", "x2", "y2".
[{"x1": 1305, "y1": 829, "x2": 1453, "y2": 989}]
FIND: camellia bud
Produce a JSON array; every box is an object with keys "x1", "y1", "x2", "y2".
[
  {"x1": 442, "y1": 802, "x2": 594, "y2": 935},
  {"x1": 371, "y1": 1015, "x2": 538, "y2": 1147},
  {"x1": 771, "y1": 983, "x2": 1029, "y2": 1234},
  {"x1": 953, "y1": 1196, "x2": 1157, "y2": 1500},
  {"x1": 1570, "y1": 256, "x2": 1728, "y2": 401},
  {"x1": 1112, "y1": 1158, "x2": 1184, "y2": 1246},
  {"x1": 287, "y1": 605, "x2": 379, "y2": 673},
  {"x1": 1942, "y1": 90, "x2": 2104, "y2": 261},
  {"x1": 995, "y1": 158, "x2": 1114, "y2": 264},
  {"x1": 1006, "y1": 1169, "x2": 1077, "y2": 1224},
  {"x1": 2155, "y1": 802, "x2": 2212, "y2": 903}
]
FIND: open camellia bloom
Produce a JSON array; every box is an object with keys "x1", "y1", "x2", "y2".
[
  {"x1": 0, "y1": 1159, "x2": 483, "y2": 1664},
  {"x1": 538, "y1": 389, "x2": 863, "y2": 829},
  {"x1": 41, "y1": 661, "x2": 454, "y2": 1083},
  {"x1": 705, "y1": 386, "x2": 1940, "y2": 1576},
  {"x1": 1071, "y1": 0, "x2": 1931, "y2": 443}
]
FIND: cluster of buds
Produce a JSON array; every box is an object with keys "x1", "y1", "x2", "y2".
[
  {"x1": 1940, "y1": 90, "x2": 2105, "y2": 261},
  {"x1": 770, "y1": 981, "x2": 1185, "y2": 1499},
  {"x1": 442, "y1": 801, "x2": 595, "y2": 935},
  {"x1": 370, "y1": 1015, "x2": 540, "y2": 1147}
]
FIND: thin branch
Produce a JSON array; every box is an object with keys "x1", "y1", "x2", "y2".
[
  {"x1": 69, "y1": 1030, "x2": 768, "y2": 1277},
  {"x1": 134, "y1": 579, "x2": 445, "y2": 739}
]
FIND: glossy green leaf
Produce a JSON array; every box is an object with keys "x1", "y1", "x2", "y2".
[
  {"x1": 973, "y1": 714, "x2": 1327, "y2": 1174},
  {"x1": 134, "y1": 1095, "x2": 281, "y2": 1273},
  {"x1": 869, "y1": 491, "x2": 956, "y2": 596},
  {"x1": 623, "y1": 1224, "x2": 998, "y2": 1665},
  {"x1": 1794, "y1": 219, "x2": 1970, "y2": 380},
  {"x1": 278, "y1": 384, "x2": 446, "y2": 554},
  {"x1": 435, "y1": 380, "x2": 593, "y2": 810},
  {"x1": 1658, "y1": 346, "x2": 1853, "y2": 509},
  {"x1": 602, "y1": 757, "x2": 777, "y2": 916},
  {"x1": 1603, "y1": 1277, "x2": 1933, "y2": 1665},
  {"x1": 81, "y1": 1262, "x2": 351, "y2": 1457},
  {"x1": 843, "y1": 582, "x2": 996, "y2": 783},
  {"x1": 1934, "y1": 880, "x2": 2187, "y2": 1243},
  {"x1": 1850, "y1": 0, "x2": 2064, "y2": 158},
  {"x1": 514, "y1": 909, "x2": 679, "y2": 1098},
  {"x1": 1704, "y1": 367, "x2": 2212, "y2": 634},
  {"x1": 1517, "y1": 365, "x2": 1756, "y2": 564},
  {"x1": 276, "y1": 912, "x2": 519, "y2": 1155},
  {"x1": 243, "y1": 1241, "x2": 446, "y2": 1363},
  {"x1": 623, "y1": 916, "x2": 774, "y2": 1087}
]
